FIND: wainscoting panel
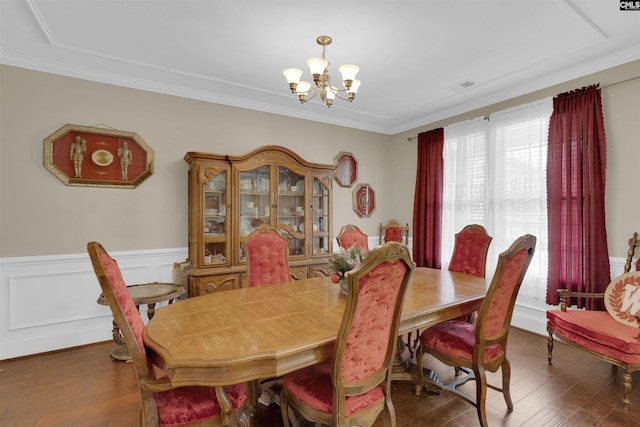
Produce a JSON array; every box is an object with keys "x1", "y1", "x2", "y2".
[
  {"x1": 0, "y1": 247, "x2": 624, "y2": 360},
  {"x1": 0, "y1": 247, "x2": 188, "y2": 360}
]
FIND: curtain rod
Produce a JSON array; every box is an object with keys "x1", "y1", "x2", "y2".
[{"x1": 405, "y1": 75, "x2": 640, "y2": 142}]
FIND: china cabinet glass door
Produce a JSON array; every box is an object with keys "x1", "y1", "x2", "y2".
[
  {"x1": 203, "y1": 170, "x2": 229, "y2": 266},
  {"x1": 312, "y1": 176, "x2": 330, "y2": 256},
  {"x1": 277, "y1": 166, "x2": 306, "y2": 258},
  {"x1": 237, "y1": 165, "x2": 272, "y2": 262}
]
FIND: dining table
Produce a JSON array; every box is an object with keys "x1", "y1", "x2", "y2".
[{"x1": 143, "y1": 267, "x2": 487, "y2": 391}]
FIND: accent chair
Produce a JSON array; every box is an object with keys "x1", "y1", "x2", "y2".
[{"x1": 547, "y1": 232, "x2": 640, "y2": 408}]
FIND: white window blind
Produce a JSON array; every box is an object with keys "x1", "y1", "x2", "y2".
[{"x1": 442, "y1": 97, "x2": 552, "y2": 301}]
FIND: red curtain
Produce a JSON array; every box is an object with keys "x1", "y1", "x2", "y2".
[
  {"x1": 546, "y1": 84, "x2": 610, "y2": 309},
  {"x1": 412, "y1": 129, "x2": 444, "y2": 268}
]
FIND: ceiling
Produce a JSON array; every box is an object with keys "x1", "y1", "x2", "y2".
[{"x1": 2, "y1": 1, "x2": 640, "y2": 135}]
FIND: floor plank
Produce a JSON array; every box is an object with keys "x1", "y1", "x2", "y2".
[{"x1": 1, "y1": 327, "x2": 639, "y2": 426}]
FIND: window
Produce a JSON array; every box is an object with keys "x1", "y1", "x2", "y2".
[{"x1": 442, "y1": 98, "x2": 552, "y2": 301}]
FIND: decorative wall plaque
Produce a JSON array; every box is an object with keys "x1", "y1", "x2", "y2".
[
  {"x1": 333, "y1": 151, "x2": 357, "y2": 187},
  {"x1": 43, "y1": 124, "x2": 154, "y2": 188},
  {"x1": 352, "y1": 183, "x2": 375, "y2": 217},
  {"x1": 604, "y1": 272, "x2": 640, "y2": 326}
]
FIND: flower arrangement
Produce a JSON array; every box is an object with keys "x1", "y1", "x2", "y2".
[{"x1": 328, "y1": 244, "x2": 366, "y2": 293}]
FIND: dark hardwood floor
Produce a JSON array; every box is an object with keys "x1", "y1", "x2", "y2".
[{"x1": 1, "y1": 327, "x2": 639, "y2": 426}]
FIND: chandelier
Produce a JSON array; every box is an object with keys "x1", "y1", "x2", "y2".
[{"x1": 283, "y1": 35, "x2": 361, "y2": 108}]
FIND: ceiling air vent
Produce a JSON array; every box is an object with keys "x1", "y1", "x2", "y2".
[{"x1": 446, "y1": 79, "x2": 476, "y2": 92}]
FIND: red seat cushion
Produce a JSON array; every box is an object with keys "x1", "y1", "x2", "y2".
[
  {"x1": 547, "y1": 310, "x2": 640, "y2": 365},
  {"x1": 282, "y1": 360, "x2": 383, "y2": 417},
  {"x1": 154, "y1": 382, "x2": 247, "y2": 427},
  {"x1": 420, "y1": 320, "x2": 504, "y2": 363}
]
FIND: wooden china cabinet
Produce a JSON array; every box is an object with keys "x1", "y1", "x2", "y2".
[{"x1": 184, "y1": 146, "x2": 334, "y2": 296}]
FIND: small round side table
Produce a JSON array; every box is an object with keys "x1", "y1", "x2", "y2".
[{"x1": 97, "y1": 281, "x2": 186, "y2": 361}]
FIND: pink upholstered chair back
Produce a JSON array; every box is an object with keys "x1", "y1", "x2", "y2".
[
  {"x1": 379, "y1": 219, "x2": 409, "y2": 245},
  {"x1": 87, "y1": 242, "x2": 150, "y2": 376},
  {"x1": 334, "y1": 242, "x2": 415, "y2": 388},
  {"x1": 448, "y1": 224, "x2": 492, "y2": 277},
  {"x1": 384, "y1": 227, "x2": 403, "y2": 243},
  {"x1": 476, "y1": 235, "x2": 536, "y2": 340},
  {"x1": 245, "y1": 225, "x2": 292, "y2": 287},
  {"x1": 88, "y1": 247, "x2": 251, "y2": 426},
  {"x1": 336, "y1": 224, "x2": 369, "y2": 252}
]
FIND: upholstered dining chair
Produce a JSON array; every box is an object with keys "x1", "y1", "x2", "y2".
[
  {"x1": 87, "y1": 242, "x2": 249, "y2": 427},
  {"x1": 244, "y1": 224, "x2": 302, "y2": 410},
  {"x1": 448, "y1": 224, "x2": 493, "y2": 277},
  {"x1": 407, "y1": 224, "x2": 492, "y2": 357},
  {"x1": 245, "y1": 224, "x2": 299, "y2": 287},
  {"x1": 448, "y1": 224, "x2": 492, "y2": 328},
  {"x1": 547, "y1": 232, "x2": 640, "y2": 408},
  {"x1": 414, "y1": 234, "x2": 536, "y2": 427},
  {"x1": 280, "y1": 242, "x2": 415, "y2": 427},
  {"x1": 379, "y1": 219, "x2": 409, "y2": 244},
  {"x1": 336, "y1": 224, "x2": 369, "y2": 252}
]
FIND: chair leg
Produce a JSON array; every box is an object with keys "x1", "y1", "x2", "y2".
[
  {"x1": 501, "y1": 358, "x2": 513, "y2": 410},
  {"x1": 247, "y1": 380, "x2": 260, "y2": 417},
  {"x1": 412, "y1": 329, "x2": 421, "y2": 352},
  {"x1": 380, "y1": 404, "x2": 394, "y2": 427},
  {"x1": 414, "y1": 343, "x2": 424, "y2": 396},
  {"x1": 280, "y1": 390, "x2": 290, "y2": 427},
  {"x1": 405, "y1": 331, "x2": 414, "y2": 358},
  {"x1": 280, "y1": 390, "x2": 300, "y2": 427},
  {"x1": 623, "y1": 367, "x2": 632, "y2": 409},
  {"x1": 474, "y1": 367, "x2": 489, "y2": 427},
  {"x1": 547, "y1": 331, "x2": 554, "y2": 364}
]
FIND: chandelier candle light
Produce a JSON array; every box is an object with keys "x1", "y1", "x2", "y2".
[{"x1": 283, "y1": 35, "x2": 361, "y2": 108}]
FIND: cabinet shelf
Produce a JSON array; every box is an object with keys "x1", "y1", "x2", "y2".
[{"x1": 204, "y1": 234, "x2": 227, "y2": 242}]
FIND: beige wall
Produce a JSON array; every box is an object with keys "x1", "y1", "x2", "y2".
[
  {"x1": 1, "y1": 61, "x2": 639, "y2": 258},
  {"x1": 391, "y1": 60, "x2": 640, "y2": 259},
  {"x1": 0, "y1": 65, "x2": 389, "y2": 257}
]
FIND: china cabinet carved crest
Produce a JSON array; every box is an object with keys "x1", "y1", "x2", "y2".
[{"x1": 184, "y1": 146, "x2": 334, "y2": 296}]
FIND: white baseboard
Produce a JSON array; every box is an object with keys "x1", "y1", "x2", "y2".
[{"x1": 0, "y1": 247, "x2": 187, "y2": 360}]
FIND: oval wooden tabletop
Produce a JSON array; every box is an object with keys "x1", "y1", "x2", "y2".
[{"x1": 143, "y1": 267, "x2": 486, "y2": 386}]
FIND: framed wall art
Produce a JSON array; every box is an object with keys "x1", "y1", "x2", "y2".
[
  {"x1": 43, "y1": 124, "x2": 154, "y2": 188},
  {"x1": 352, "y1": 183, "x2": 375, "y2": 217},
  {"x1": 333, "y1": 151, "x2": 357, "y2": 187}
]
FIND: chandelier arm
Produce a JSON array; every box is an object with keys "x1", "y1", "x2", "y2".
[
  {"x1": 303, "y1": 88, "x2": 319, "y2": 103},
  {"x1": 332, "y1": 91, "x2": 351, "y2": 102}
]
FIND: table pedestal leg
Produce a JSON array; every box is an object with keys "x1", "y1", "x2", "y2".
[
  {"x1": 391, "y1": 336, "x2": 414, "y2": 382},
  {"x1": 391, "y1": 336, "x2": 443, "y2": 394}
]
